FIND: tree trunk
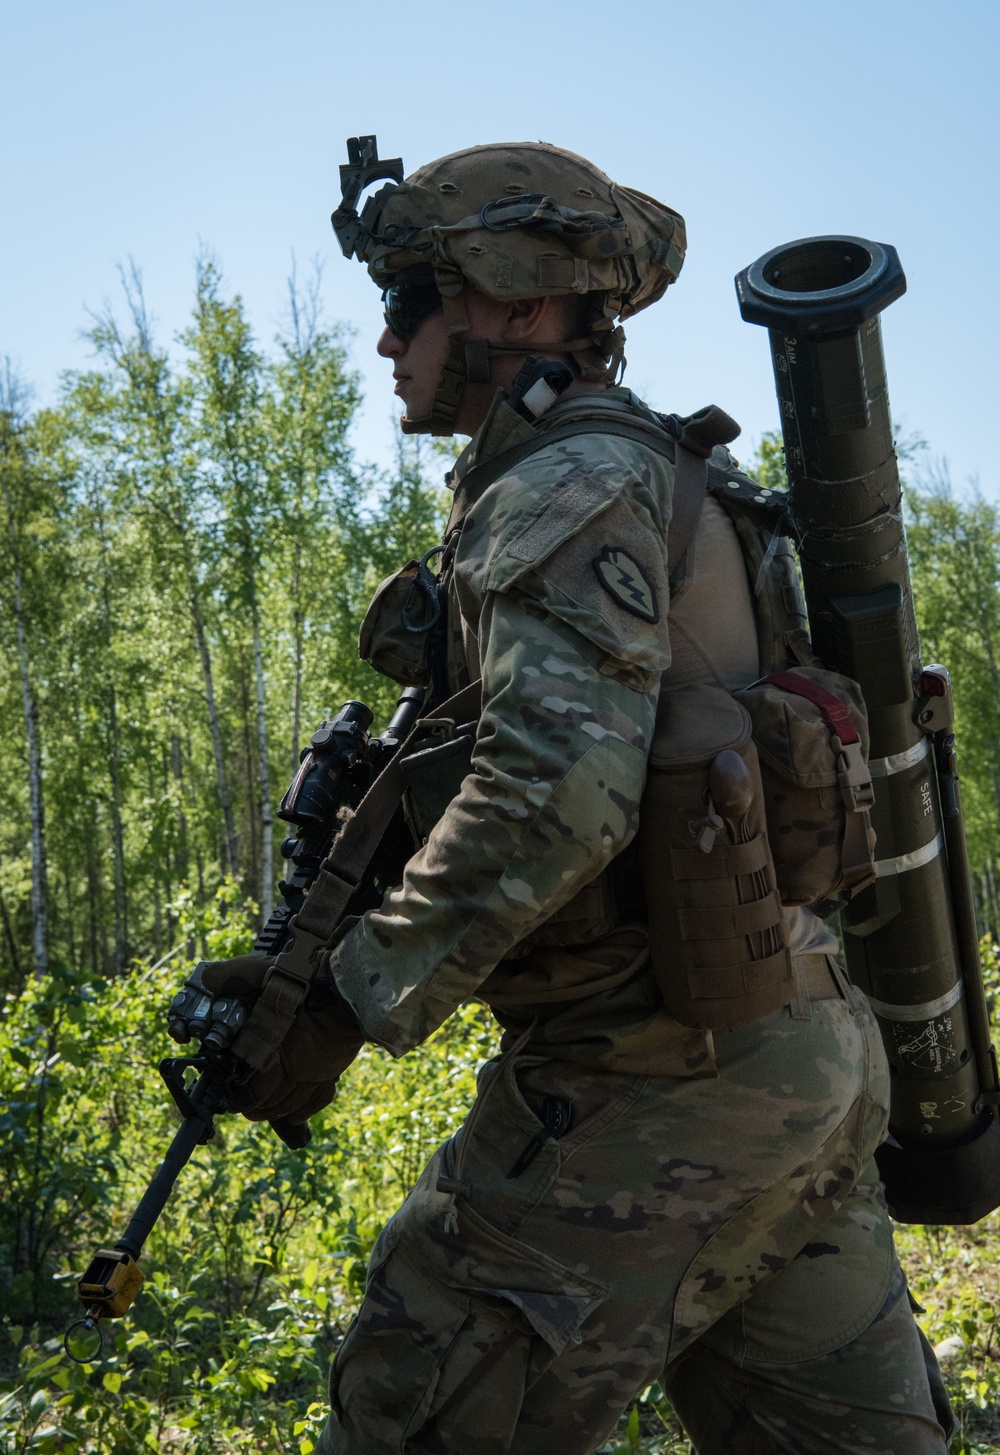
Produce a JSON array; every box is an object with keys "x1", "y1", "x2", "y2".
[
  {"x1": 290, "y1": 537, "x2": 304, "y2": 773},
  {"x1": 251, "y1": 607, "x2": 273, "y2": 919},
  {"x1": 239, "y1": 661, "x2": 259, "y2": 896},
  {"x1": 2, "y1": 479, "x2": 48, "y2": 978},
  {"x1": 91, "y1": 486, "x2": 129, "y2": 975},
  {"x1": 84, "y1": 799, "x2": 102, "y2": 975},
  {"x1": 0, "y1": 867, "x2": 23, "y2": 992},
  {"x1": 106, "y1": 680, "x2": 127, "y2": 974},
  {"x1": 185, "y1": 560, "x2": 239, "y2": 878}
]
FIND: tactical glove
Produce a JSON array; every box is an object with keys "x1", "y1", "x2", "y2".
[{"x1": 199, "y1": 954, "x2": 365, "y2": 1125}]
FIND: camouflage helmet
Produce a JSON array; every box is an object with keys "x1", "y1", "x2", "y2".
[{"x1": 332, "y1": 135, "x2": 686, "y2": 434}]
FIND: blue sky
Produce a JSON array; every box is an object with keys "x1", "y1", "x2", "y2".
[{"x1": 2, "y1": 0, "x2": 997, "y2": 496}]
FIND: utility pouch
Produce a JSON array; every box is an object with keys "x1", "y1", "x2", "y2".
[
  {"x1": 398, "y1": 719, "x2": 476, "y2": 844},
  {"x1": 735, "y1": 667, "x2": 876, "y2": 907},
  {"x1": 358, "y1": 548, "x2": 443, "y2": 687},
  {"x1": 639, "y1": 682, "x2": 793, "y2": 1030}
]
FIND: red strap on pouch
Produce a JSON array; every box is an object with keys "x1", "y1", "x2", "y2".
[{"x1": 761, "y1": 671, "x2": 860, "y2": 745}]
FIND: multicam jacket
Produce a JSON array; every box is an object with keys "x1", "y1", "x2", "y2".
[{"x1": 328, "y1": 387, "x2": 835, "y2": 1071}]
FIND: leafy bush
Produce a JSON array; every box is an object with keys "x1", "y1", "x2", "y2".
[
  {"x1": 4, "y1": 923, "x2": 1000, "y2": 1451},
  {"x1": 0, "y1": 886, "x2": 497, "y2": 1452}
]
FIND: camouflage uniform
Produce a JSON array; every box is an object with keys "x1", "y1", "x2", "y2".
[{"x1": 315, "y1": 386, "x2": 953, "y2": 1453}]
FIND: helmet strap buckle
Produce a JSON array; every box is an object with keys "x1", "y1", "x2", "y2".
[{"x1": 464, "y1": 340, "x2": 492, "y2": 384}]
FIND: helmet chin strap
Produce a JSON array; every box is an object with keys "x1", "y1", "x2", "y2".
[{"x1": 399, "y1": 284, "x2": 624, "y2": 436}]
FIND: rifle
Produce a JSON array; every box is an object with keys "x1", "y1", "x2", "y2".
[
  {"x1": 736, "y1": 235, "x2": 1000, "y2": 1224},
  {"x1": 66, "y1": 687, "x2": 425, "y2": 1362}
]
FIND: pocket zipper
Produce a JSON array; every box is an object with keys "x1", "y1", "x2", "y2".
[{"x1": 506, "y1": 1097, "x2": 572, "y2": 1180}]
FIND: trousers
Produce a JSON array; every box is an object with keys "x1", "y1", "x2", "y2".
[{"x1": 315, "y1": 986, "x2": 953, "y2": 1454}]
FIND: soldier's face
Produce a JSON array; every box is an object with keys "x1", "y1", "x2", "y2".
[
  {"x1": 377, "y1": 286, "x2": 584, "y2": 434},
  {"x1": 377, "y1": 307, "x2": 451, "y2": 428}
]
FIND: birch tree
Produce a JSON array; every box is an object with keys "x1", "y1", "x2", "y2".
[
  {"x1": 185, "y1": 258, "x2": 276, "y2": 915},
  {"x1": 86, "y1": 273, "x2": 241, "y2": 881},
  {"x1": 0, "y1": 363, "x2": 49, "y2": 978}
]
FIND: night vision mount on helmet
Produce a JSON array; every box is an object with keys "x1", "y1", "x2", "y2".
[{"x1": 332, "y1": 134, "x2": 686, "y2": 435}]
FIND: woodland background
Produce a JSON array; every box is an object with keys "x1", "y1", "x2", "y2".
[{"x1": 2, "y1": 262, "x2": 1000, "y2": 1452}]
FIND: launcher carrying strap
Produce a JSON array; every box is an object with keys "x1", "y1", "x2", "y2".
[{"x1": 232, "y1": 680, "x2": 483, "y2": 1074}]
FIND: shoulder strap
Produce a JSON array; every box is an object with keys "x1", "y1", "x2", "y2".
[
  {"x1": 448, "y1": 413, "x2": 673, "y2": 526},
  {"x1": 669, "y1": 444, "x2": 708, "y2": 576}
]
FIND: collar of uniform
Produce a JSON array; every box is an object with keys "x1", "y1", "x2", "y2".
[
  {"x1": 541, "y1": 385, "x2": 658, "y2": 428},
  {"x1": 450, "y1": 391, "x2": 537, "y2": 486},
  {"x1": 449, "y1": 385, "x2": 661, "y2": 492}
]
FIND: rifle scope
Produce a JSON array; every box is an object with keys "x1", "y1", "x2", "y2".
[{"x1": 736, "y1": 236, "x2": 1000, "y2": 1224}]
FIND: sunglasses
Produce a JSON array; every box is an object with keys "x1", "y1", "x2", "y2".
[{"x1": 382, "y1": 274, "x2": 442, "y2": 341}]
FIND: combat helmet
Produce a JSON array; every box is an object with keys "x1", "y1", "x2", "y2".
[{"x1": 332, "y1": 135, "x2": 686, "y2": 434}]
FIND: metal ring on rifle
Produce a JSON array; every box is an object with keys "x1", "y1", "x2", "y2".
[{"x1": 65, "y1": 1316, "x2": 105, "y2": 1364}]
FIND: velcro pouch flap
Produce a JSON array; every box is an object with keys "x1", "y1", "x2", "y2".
[
  {"x1": 358, "y1": 561, "x2": 432, "y2": 687},
  {"x1": 736, "y1": 666, "x2": 870, "y2": 788},
  {"x1": 650, "y1": 682, "x2": 751, "y2": 770}
]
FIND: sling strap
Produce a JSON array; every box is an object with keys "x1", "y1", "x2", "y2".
[
  {"x1": 448, "y1": 403, "x2": 740, "y2": 579},
  {"x1": 232, "y1": 678, "x2": 483, "y2": 1074}
]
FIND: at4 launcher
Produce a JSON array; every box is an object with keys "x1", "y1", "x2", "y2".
[
  {"x1": 736, "y1": 236, "x2": 1000, "y2": 1225},
  {"x1": 67, "y1": 688, "x2": 425, "y2": 1361}
]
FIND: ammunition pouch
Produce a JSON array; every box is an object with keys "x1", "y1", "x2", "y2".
[
  {"x1": 358, "y1": 549, "x2": 442, "y2": 687},
  {"x1": 735, "y1": 666, "x2": 876, "y2": 907},
  {"x1": 639, "y1": 682, "x2": 794, "y2": 1030},
  {"x1": 399, "y1": 718, "x2": 476, "y2": 844}
]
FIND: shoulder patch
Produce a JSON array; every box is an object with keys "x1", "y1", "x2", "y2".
[{"x1": 592, "y1": 546, "x2": 660, "y2": 624}]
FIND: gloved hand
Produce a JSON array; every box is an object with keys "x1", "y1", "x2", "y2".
[{"x1": 198, "y1": 953, "x2": 366, "y2": 1125}]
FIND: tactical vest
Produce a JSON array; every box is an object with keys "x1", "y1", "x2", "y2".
[{"x1": 360, "y1": 398, "x2": 876, "y2": 1029}]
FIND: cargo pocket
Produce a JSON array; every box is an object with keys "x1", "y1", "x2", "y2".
[
  {"x1": 399, "y1": 719, "x2": 476, "y2": 844},
  {"x1": 330, "y1": 1190, "x2": 607, "y2": 1454}
]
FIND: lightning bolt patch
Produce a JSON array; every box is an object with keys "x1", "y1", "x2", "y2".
[{"x1": 592, "y1": 546, "x2": 659, "y2": 623}]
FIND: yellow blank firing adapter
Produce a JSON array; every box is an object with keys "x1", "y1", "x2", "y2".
[
  {"x1": 77, "y1": 1247, "x2": 144, "y2": 1318},
  {"x1": 64, "y1": 1247, "x2": 144, "y2": 1362}
]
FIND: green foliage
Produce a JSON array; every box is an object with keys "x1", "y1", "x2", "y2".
[
  {"x1": 745, "y1": 429, "x2": 787, "y2": 493},
  {"x1": 905, "y1": 474, "x2": 1000, "y2": 876},
  {"x1": 0, "y1": 884, "x2": 499, "y2": 1451},
  {"x1": 0, "y1": 258, "x2": 447, "y2": 990},
  {"x1": 3, "y1": 293, "x2": 1000, "y2": 1450}
]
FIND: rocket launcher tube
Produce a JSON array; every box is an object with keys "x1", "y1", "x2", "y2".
[{"x1": 736, "y1": 236, "x2": 1000, "y2": 1224}]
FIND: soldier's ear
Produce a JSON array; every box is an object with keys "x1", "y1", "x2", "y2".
[{"x1": 501, "y1": 295, "x2": 551, "y2": 343}]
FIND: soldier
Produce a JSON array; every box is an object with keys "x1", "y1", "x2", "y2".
[{"x1": 200, "y1": 143, "x2": 955, "y2": 1452}]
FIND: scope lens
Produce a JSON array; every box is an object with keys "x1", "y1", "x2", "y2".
[{"x1": 65, "y1": 1317, "x2": 105, "y2": 1363}]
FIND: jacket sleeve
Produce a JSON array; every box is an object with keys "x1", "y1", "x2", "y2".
[
  {"x1": 327, "y1": 463, "x2": 671, "y2": 1055},
  {"x1": 327, "y1": 599, "x2": 653, "y2": 1052}
]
